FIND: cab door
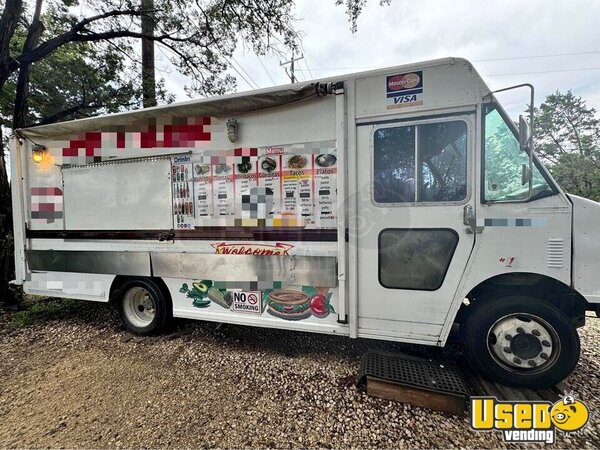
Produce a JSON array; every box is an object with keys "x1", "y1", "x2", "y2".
[{"x1": 355, "y1": 113, "x2": 476, "y2": 343}]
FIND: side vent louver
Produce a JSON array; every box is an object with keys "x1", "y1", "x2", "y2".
[{"x1": 547, "y1": 238, "x2": 564, "y2": 268}]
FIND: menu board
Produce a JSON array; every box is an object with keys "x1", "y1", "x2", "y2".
[
  {"x1": 313, "y1": 152, "x2": 338, "y2": 228},
  {"x1": 257, "y1": 151, "x2": 282, "y2": 217},
  {"x1": 192, "y1": 158, "x2": 212, "y2": 218},
  {"x1": 171, "y1": 141, "x2": 337, "y2": 229},
  {"x1": 172, "y1": 160, "x2": 195, "y2": 229},
  {"x1": 213, "y1": 163, "x2": 235, "y2": 217}
]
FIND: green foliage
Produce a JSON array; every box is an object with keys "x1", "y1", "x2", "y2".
[
  {"x1": 10, "y1": 296, "x2": 78, "y2": 327},
  {"x1": 0, "y1": 0, "x2": 301, "y2": 130},
  {"x1": 534, "y1": 91, "x2": 600, "y2": 201},
  {"x1": 0, "y1": 0, "x2": 388, "y2": 129},
  {"x1": 549, "y1": 152, "x2": 600, "y2": 201},
  {"x1": 0, "y1": 8, "x2": 176, "y2": 128},
  {"x1": 336, "y1": 0, "x2": 392, "y2": 32},
  {"x1": 1, "y1": 42, "x2": 138, "y2": 126}
]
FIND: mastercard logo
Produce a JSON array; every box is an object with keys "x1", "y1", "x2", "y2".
[{"x1": 387, "y1": 73, "x2": 421, "y2": 91}]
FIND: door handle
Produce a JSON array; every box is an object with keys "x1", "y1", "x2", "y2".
[
  {"x1": 158, "y1": 231, "x2": 175, "y2": 241},
  {"x1": 463, "y1": 205, "x2": 483, "y2": 234}
]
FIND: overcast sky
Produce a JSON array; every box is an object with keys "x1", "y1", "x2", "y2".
[{"x1": 158, "y1": 0, "x2": 600, "y2": 119}]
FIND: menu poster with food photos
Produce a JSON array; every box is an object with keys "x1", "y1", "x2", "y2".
[
  {"x1": 313, "y1": 152, "x2": 338, "y2": 228},
  {"x1": 282, "y1": 153, "x2": 313, "y2": 224},
  {"x1": 213, "y1": 163, "x2": 235, "y2": 217},
  {"x1": 170, "y1": 141, "x2": 338, "y2": 229},
  {"x1": 234, "y1": 155, "x2": 259, "y2": 203},
  {"x1": 192, "y1": 159, "x2": 213, "y2": 218},
  {"x1": 257, "y1": 148, "x2": 283, "y2": 217}
]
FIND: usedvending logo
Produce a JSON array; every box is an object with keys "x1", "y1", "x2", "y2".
[
  {"x1": 386, "y1": 71, "x2": 423, "y2": 109},
  {"x1": 471, "y1": 393, "x2": 590, "y2": 444}
]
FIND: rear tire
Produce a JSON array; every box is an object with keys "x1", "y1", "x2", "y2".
[
  {"x1": 117, "y1": 278, "x2": 171, "y2": 335},
  {"x1": 463, "y1": 295, "x2": 579, "y2": 388}
]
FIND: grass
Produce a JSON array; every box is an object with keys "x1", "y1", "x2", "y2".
[{"x1": 9, "y1": 296, "x2": 80, "y2": 327}]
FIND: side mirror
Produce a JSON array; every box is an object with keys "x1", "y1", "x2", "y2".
[
  {"x1": 519, "y1": 115, "x2": 531, "y2": 151},
  {"x1": 521, "y1": 163, "x2": 532, "y2": 186}
]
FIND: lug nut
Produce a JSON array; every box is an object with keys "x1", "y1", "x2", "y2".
[
  {"x1": 513, "y1": 357, "x2": 522, "y2": 364},
  {"x1": 542, "y1": 340, "x2": 551, "y2": 347},
  {"x1": 528, "y1": 360, "x2": 537, "y2": 367},
  {"x1": 532, "y1": 329, "x2": 541, "y2": 336},
  {"x1": 503, "y1": 347, "x2": 512, "y2": 353},
  {"x1": 540, "y1": 353, "x2": 548, "y2": 360},
  {"x1": 516, "y1": 327, "x2": 525, "y2": 334}
]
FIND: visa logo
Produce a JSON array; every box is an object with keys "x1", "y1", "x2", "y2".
[{"x1": 393, "y1": 94, "x2": 418, "y2": 104}]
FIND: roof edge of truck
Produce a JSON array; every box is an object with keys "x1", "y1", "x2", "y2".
[{"x1": 16, "y1": 57, "x2": 484, "y2": 138}]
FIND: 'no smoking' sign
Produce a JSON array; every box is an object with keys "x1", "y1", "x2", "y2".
[{"x1": 231, "y1": 290, "x2": 262, "y2": 314}]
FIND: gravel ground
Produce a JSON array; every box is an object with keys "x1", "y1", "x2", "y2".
[{"x1": 0, "y1": 300, "x2": 599, "y2": 449}]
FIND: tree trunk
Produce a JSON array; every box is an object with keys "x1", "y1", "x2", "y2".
[
  {"x1": 141, "y1": 0, "x2": 156, "y2": 108},
  {"x1": 2, "y1": 0, "x2": 44, "y2": 304},
  {"x1": 0, "y1": 0, "x2": 24, "y2": 90},
  {"x1": 0, "y1": 126, "x2": 16, "y2": 304},
  {"x1": 0, "y1": 0, "x2": 24, "y2": 304},
  {"x1": 12, "y1": 0, "x2": 45, "y2": 129}
]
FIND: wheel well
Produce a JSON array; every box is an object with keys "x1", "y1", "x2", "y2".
[
  {"x1": 109, "y1": 276, "x2": 172, "y2": 311},
  {"x1": 456, "y1": 273, "x2": 588, "y2": 328}
]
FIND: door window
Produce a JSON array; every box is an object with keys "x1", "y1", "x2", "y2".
[
  {"x1": 483, "y1": 105, "x2": 556, "y2": 202},
  {"x1": 379, "y1": 228, "x2": 459, "y2": 290},
  {"x1": 373, "y1": 120, "x2": 468, "y2": 204}
]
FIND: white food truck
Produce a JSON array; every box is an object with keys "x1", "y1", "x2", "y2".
[{"x1": 10, "y1": 58, "x2": 600, "y2": 388}]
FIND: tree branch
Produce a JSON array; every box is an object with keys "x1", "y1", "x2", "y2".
[
  {"x1": 0, "y1": 0, "x2": 24, "y2": 85},
  {"x1": 560, "y1": 110, "x2": 584, "y2": 156},
  {"x1": 72, "y1": 9, "x2": 143, "y2": 32},
  {"x1": 13, "y1": 0, "x2": 45, "y2": 128}
]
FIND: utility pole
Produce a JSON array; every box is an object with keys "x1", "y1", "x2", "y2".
[{"x1": 280, "y1": 52, "x2": 304, "y2": 84}]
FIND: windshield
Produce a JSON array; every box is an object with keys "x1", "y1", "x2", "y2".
[{"x1": 483, "y1": 105, "x2": 557, "y2": 202}]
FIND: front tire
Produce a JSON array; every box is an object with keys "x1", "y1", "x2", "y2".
[
  {"x1": 464, "y1": 295, "x2": 580, "y2": 388},
  {"x1": 117, "y1": 278, "x2": 171, "y2": 335}
]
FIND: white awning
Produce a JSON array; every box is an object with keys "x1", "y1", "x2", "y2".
[{"x1": 19, "y1": 83, "x2": 319, "y2": 139}]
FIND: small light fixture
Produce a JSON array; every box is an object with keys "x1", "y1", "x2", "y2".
[
  {"x1": 32, "y1": 144, "x2": 46, "y2": 163},
  {"x1": 226, "y1": 118, "x2": 238, "y2": 143}
]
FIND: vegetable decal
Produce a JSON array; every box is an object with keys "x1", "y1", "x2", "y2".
[
  {"x1": 310, "y1": 294, "x2": 332, "y2": 317},
  {"x1": 180, "y1": 280, "x2": 231, "y2": 309},
  {"x1": 303, "y1": 286, "x2": 335, "y2": 318},
  {"x1": 180, "y1": 281, "x2": 334, "y2": 319}
]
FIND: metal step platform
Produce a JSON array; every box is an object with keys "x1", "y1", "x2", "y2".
[{"x1": 357, "y1": 350, "x2": 469, "y2": 415}]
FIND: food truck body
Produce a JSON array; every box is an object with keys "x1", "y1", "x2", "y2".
[{"x1": 10, "y1": 58, "x2": 600, "y2": 387}]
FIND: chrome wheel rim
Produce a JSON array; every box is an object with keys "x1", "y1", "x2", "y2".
[
  {"x1": 487, "y1": 313, "x2": 560, "y2": 373},
  {"x1": 123, "y1": 287, "x2": 156, "y2": 328}
]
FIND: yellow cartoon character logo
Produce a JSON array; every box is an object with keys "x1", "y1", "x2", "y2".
[{"x1": 550, "y1": 395, "x2": 589, "y2": 432}]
